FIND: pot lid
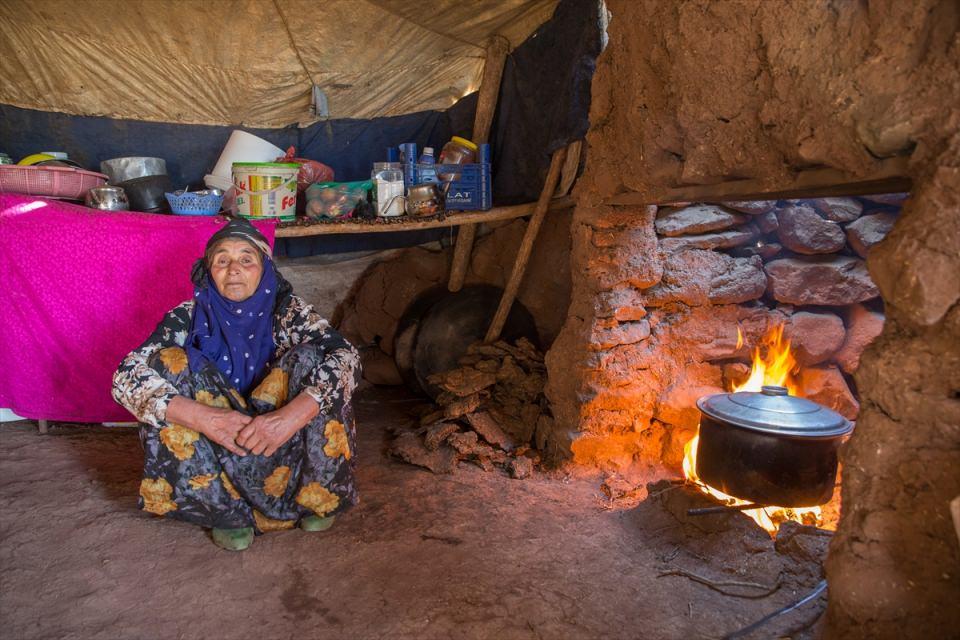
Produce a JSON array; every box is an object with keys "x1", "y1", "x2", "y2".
[{"x1": 697, "y1": 385, "x2": 854, "y2": 438}]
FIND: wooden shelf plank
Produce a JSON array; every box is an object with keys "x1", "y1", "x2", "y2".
[
  {"x1": 604, "y1": 157, "x2": 912, "y2": 207},
  {"x1": 274, "y1": 196, "x2": 574, "y2": 238}
]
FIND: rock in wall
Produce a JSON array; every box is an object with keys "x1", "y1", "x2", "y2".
[{"x1": 547, "y1": 0, "x2": 960, "y2": 636}]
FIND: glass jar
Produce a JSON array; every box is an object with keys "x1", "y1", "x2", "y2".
[{"x1": 438, "y1": 136, "x2": 478, "y2": 182}]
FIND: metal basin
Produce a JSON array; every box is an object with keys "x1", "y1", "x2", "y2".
[
  {"x1": 84, "y1": 186, "x2": 130, "y2": 211},
  {"x1": 100, "y1": 157, "x2": 167, "y2": 184}
]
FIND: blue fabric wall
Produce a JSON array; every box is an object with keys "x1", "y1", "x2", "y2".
[
  {"x1": 0, "y1": 98, "x2": 476, "y2": 189},
  {"x1": 0, "y1": 100, "x2": 474, "y2": 255}
]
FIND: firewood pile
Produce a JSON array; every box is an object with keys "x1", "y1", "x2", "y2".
[{"x1": 389, "y1": 337, "x2": 550, "y2": 478}]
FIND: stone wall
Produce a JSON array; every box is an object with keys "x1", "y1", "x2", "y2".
[
  {"x1": 582, "y1": 0, "x2": 959, "y2": 198},
  {"x1": 545, "y1": 195, "x2": 893, "y2": 471},
  {"x1": 546, "y1": 0, "x2": 960, "y2": 636}
]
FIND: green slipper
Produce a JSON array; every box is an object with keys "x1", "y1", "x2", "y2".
[
  {"x1": 211, "y1": 527, "x2": 254, "y2": 551},
  {"x1": 300, "y1": 515, "x2": 336, "y2": 532}
]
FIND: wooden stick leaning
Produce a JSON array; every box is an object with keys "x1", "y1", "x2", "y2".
[
  {"x1": 447, "y1": 35, "x2": 511, "y2": 293},
  {"x1": 484, "y1": 146, "x2": 568, "y2": 344},
  {"x1": 951, "y1": 495, "x2": 960, "y2": 548}
]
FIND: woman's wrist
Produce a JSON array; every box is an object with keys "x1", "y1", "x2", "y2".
[
  {"x1": 281, "y1": 393, "x2": 320, "y2": 431},
  {"x1": 165, "y1": 396, "x2": 206, "y2": 432}
]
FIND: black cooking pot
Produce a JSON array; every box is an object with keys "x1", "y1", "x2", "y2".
[
  {"x1": 118, "y1": 174, "x2": 173, "y2": 213},
  {"x1": 695, "y1": 385, "x2": 854, "y2": 507}
]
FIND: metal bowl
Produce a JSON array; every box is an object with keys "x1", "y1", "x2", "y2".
[
  {"x1": 405, "y1": 183, "x2": 444, "y2": 217},
  {"x1": 85, "y1": 186, "x2": 130, "y2": 211},
  {"x1": 179, "y1": 188, "x2": 223, "y2": 198},
  {"x1": 36, "y1": 158, "x2": 84, "y2": 169},
  {"x1": 100, "y1": 157, "x2": 167, "y2": 184}
]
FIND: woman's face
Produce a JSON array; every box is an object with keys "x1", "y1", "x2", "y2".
[{"x1": 208, "y1": 239, "x2": 264, "y2": 302}]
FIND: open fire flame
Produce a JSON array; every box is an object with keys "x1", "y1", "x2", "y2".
[{"x1": 682, "y1": 324, "x2": 824, "y2": 535}]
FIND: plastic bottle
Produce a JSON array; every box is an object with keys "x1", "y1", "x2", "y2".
[
  {"x1": 398, "y1": 143, "x2": 417, "y2": 164},
  {"x1": 418, "y1": 147, "x2": 438, "y2": 184}
]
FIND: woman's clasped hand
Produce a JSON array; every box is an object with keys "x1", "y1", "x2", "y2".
[
  {"x1": 198, "y1": 405, "x2": 253, "y2": 457},
  {"x1": 236, "y1": 393, "x2": 320, "y2": 457},
  {"x1": 167, "y1": 393, "x2": 319, "y2": 458},
  {"x1": 166, "y1": 395, "x2": 252, "y2": 457}
]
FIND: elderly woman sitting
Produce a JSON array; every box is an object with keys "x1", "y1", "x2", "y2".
[{"x1": 112, "y1": 219, "x2": 360, "y2": 551}]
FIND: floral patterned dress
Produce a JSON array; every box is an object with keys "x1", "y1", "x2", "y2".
[{"x1": 112, "y1": 293, "x2": 361, "y2": 533}]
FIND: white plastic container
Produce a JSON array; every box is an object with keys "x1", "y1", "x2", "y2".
[
  {"x1": 372, "y1": 162, "x2": 405, "y2": 216},
  {"x1": 210, "y1": 130, "x2": 283, "y2": 181}
]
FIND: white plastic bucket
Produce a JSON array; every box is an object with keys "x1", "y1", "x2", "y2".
[
  {"x1": 232, "y1": 162, "x2": 298, "y2": 221},
  {"x1": 211, "y1": 131, "x2": 284, "y2": 180},
  {"x1": 203, "y1": 173, "x2": 233, "y2": 192}
]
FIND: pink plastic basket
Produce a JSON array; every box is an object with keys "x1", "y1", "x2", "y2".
[{"x1": 0, "y1": 165, "x2": 108, "y2": 200}]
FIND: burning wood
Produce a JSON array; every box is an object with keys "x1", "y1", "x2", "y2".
[{"x1": 389, "y1": 337, "x2": 547, "y2": 477}]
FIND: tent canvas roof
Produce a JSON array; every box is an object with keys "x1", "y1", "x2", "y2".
[{"x1": 0, "y1": 0, "x2": 558, "y2": 127}]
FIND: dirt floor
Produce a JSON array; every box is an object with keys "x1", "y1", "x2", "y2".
[{"x1": 0, "y1": 387, "x2": 826, "y2": 640}]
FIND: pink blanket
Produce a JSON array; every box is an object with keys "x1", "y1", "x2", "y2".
[{"x1": 0, "y1": 194, "x2": 276, "y2": 423}]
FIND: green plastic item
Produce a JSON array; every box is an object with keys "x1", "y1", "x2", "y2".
[
  {"x1": 300, "y1": 515, "x2": 336, "y2": 532},
  {"x1": 212, "y1": 527, "x2": 255, "y2": 551},
  {"x1": 231, "y1": 162, "x2": 300, "y2": 168},
  {"x1": 304, "y1": 180, "x2": 373, "y2": 219},
  {"x1": 306, "y1": 179, "x2": 373, "y2": 193}
]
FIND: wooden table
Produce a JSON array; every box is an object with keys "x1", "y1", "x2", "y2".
[{"x1": 273, "y1": 197, "x2": 573, "y2": 238}]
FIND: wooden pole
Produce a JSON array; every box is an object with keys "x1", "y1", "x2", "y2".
[
  {"x1": 447, "y1": 35, "x2": 511, "y2": 292},
  {"x1": 555, "y1": 139, "x2": 583, "y2": 197},
  {"x1": 951, "y1": 495, "x2": 960, "y2": 549},
  {"x1": 603, "y1": 156, "x2": 912, "y2": 207},
  {"x1": 484, "y1": 146, "x2": 568, "y2": 343},
  {"x1": 472, "y1": 35, "x2": 510, "y2": 146}
]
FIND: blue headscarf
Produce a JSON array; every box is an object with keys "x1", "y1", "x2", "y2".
[{"x1": 185, "y1": 220, "x2": 277, "y2": 394}]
